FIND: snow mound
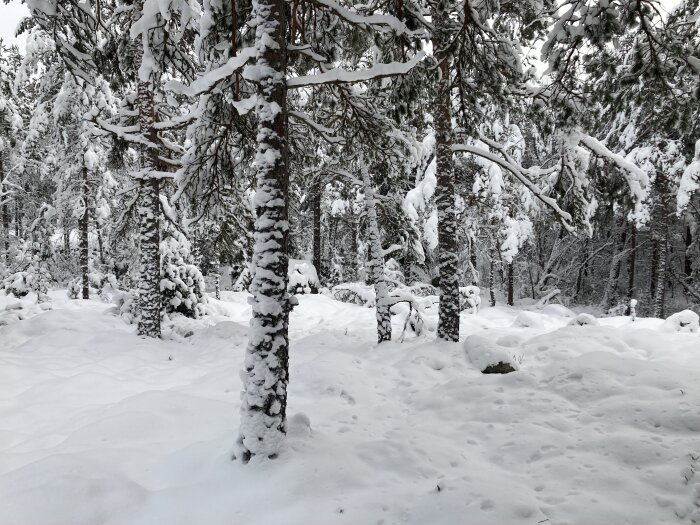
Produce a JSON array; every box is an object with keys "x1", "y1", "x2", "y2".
[
  {"x1": 513, "y1": 311, "x2": 545, "y2": 328},
  {"x1": 464, "y1": 334, "x2": 519, "y2": 373},
  {"x1": 568, "y1": 313, "x2": 600, "y2": 326},
  {"x1": 541, "y1": 303, "x2": 575, "y2": 317},
  {"x1": 662, "y1": 310, "x2": 700, "y2": 333}
]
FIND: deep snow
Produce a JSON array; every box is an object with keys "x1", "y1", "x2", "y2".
[{"x1": 1, "y1": 291, "x2": 699, "y2": 525}]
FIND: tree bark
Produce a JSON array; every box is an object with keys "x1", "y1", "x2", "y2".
[
  {"x1": 312, "y1": 182, "x2": 322, "y2": 290},
  {"x1": 684, "y1": 224, "x2": 692, "y2": 281},
  {"x1": 361, "y1": 157, "x2": 391, "y2": 343},
  {"x1": 507, "y1": 262, "x2": 514, "y2": 306},
  {"x1": 134, "y1": 0, "x2": 161, "y2": 338},
  {"x1": 602, "y1": 219, "x2": 627, "y2": 309},
  {"x1": 0, "y1": 155, "x2": 9, "y2": 260},
  {"x1": 627, "y1": 225, "x2": 636, "y2": 302},
  {"x1": 238, "y1": 0, "x2": 290, "y2": 462},
  {"x1": 652, "y1": 171, "x2": 670, "y2": 318},
  {"x1": 79, "y1": 165, "x2": 90, "y2": 299},
  {"x1": 431, "y1": 6, "x2": 459, "y2": 342},
  {"x1": 488, "y1": 254, "x2": 496, "y2": 307}
]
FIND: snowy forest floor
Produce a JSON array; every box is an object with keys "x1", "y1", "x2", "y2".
[{"x1": 1, "y1": 291, "x2": 700, "y2": 525}]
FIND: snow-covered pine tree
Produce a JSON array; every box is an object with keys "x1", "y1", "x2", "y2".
[
  {"x1": 235, "y1": 0, "x2": 292, "y2": 462},
  {"x1": 0, "y1": 42, "x2": 23, "y2": 264}
]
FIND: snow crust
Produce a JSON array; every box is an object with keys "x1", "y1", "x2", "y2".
[{"x1": 2, "y1": 291, "x2": 700, "y2": 524}]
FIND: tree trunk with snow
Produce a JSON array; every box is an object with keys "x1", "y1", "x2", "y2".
[
  {"x1": 361, "y1": 157, "x2": 392, "y2": 343},
  {"x1": 652, "y1": 172, "x2": 670, "y2": 318},
  {"x1": 344, "y1": 207, "x2": 358, "y2": 282},
  {"x1": 0, "y1": 155, "x2": 9, "y2": 260},
  {"x1": 602, "y1": 220, "x2": 627, "y2": 309},
  {"x1": 489, "y1": 255, "x2": 496, "y2": 307},
  {"x1": 627, "y1": 225, "x2": 637, "y2": 303},
  {"x1": 79, "y1": 165, "x2": 89, "y2": 299},
  {"x1": 238, "y1": 0, "x2": 291, "y2": 462},
  {"x1": 506, "y1": 262, "x2": 514, "y2": 306},
  {"x1": 431, "y1": 8, "x2": 460, "y2": 342},
  {"x1": 312, "y1": 183, "x2": 322, "y2": 290},
  {"x1": 684, "y1": 224, "x2": 692, "y2": 281},
  {"x1": 133, "y1": 0, "x2": 161, "y2": 338}
]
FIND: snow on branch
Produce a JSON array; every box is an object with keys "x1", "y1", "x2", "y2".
[
  {"x1": 305, "y1": 0, "x2": 427, "y2": 37},
  {"x1": 166, "y1": 47, "x2": 256, "y2": 97},
  {"x1": 287, "y1": 53, "x2": 425, "y2": 89},
  {"x1": 289, "y1": 111, "x2": 346, "y2": 145},
  {"x1": 452, "y1": 142, "x2": 574, "y2": 231},
  {"x1": 578, "y1": 134, "x2": 649, "y2": 209}
]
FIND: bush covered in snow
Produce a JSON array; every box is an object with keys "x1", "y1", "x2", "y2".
[
  {"x1": 662, "y1": 310, "x2": 699, "y2": 333},
  {"x1": 568, "y1": 313, "x2": 600, "y2": 326},
  {"x1": 160, "y1": 233, "x2": 207, "y2": 319},
  {"x1": 66, "y1": 279, "x2": 82, "y2": 299},
  {"x1": 112, "y1": 289, "x2": 138, "y2": 324},
  {"x1": 2, "y1": 268, "x2": 51, "y2": 301},
  {"x1": 288, "y1": 259, "x2": 320, "y2": 294},
  {"x1": 332, "y1": 282, "x2": 375, "y2": 307},
  {"x1": 459, "y1": 286, "x2": 481, "y2": 313}
]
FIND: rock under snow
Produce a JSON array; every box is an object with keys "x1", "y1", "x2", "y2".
[{"x1": 464, "y1": 334, "x2": 519, "y2": 374}]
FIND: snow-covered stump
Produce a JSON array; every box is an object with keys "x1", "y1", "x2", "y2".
[
  {"x1": 238, "y1": 0, "x2": 291, "y2": 463},
  {"x1": 629, "y1": 298, "x2": 637, "y2": 322},
  {"x1": 465, "y1": 335, "x2": 519, "y2": 374},
  {"x1": 360, "y1": 157, "x2": 391, "y2": 343}
]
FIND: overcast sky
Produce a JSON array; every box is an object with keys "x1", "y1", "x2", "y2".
[{"x1": 0, "y1": 2, "x2": 29, "y2": 51}]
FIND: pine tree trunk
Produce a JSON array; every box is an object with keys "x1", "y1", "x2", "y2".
[
  {"x1": 238, "y1": 0, "x2": 290, "y2": 462},
  {"x1": 0, "y1": 155, "x2": 9, "y2": 260},
  {"x1": 602, "y1": 220, "x2": 627, "y2": 309},
  {"x1": 133, "y1": 0, "x2": 161, "y2": 338},
  {"x1": 431, "y1": 8, "x2": 459, "y2": 342},
  {"x1": 652, "y1": 172, "x2": 670, "y2": 318},
  {"x1": 345, "y1": 208, "x2": 358, "y2": 282},
  {"x1": 14, "y1": 191, "x2": 21, "y2": 238},
  {"x1": 507, "y1": 262, "x2": 514, "y2": 306},
  {"x1": 361, "y1": 157, "x2": 391, "y2": 343},
  {"x1": 650, "y1": 238, "x2": 658, "y2": 299},
  {"x1": 312, "y1": 183, "x2": 322, "y2": 290},
  {"x1": 627, "y1": 225, "x2": 636, "y2": 302},
  {"x1": 609, "y1": 226, "x2": 627, "y2": 307},
  {"x1": 684, "y1": 224, "x2": 692, "y2": 280},
  {"x1": 470, "y1": 243, "x2": 478, "y2": 285},
  {"x1": 97, "y1": 226, "x2": 105, "y2": 265},
  {"x1": 80, "y1": 165, "x2": 90, "y2": 299},
  {"x1": 488, "y1": 255, "x2": 496, "y2": 307}
]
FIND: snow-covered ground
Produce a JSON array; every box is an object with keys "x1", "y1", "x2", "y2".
[{"x1": 1, "y1": 291, "x2": 699, "y2": 525}]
